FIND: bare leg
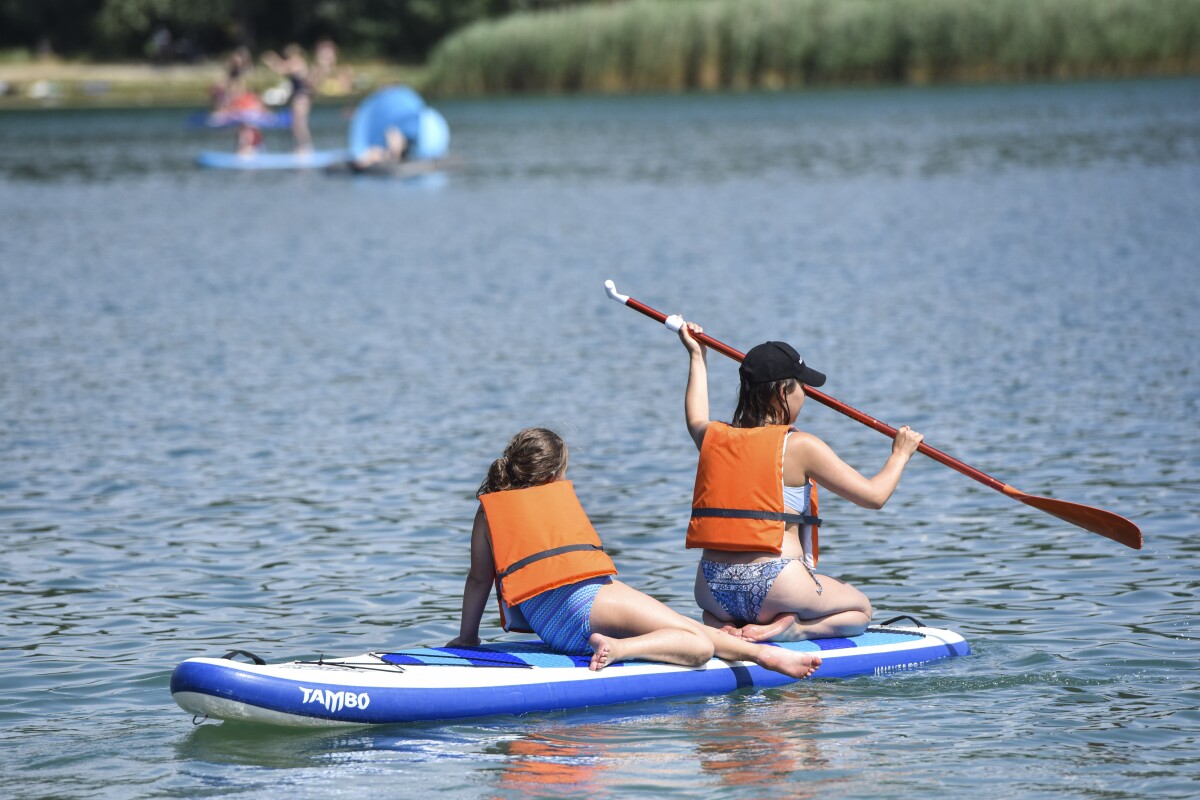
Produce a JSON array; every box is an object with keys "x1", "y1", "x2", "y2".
[
  {"x1": 291, "y1": 94, "x2": 312, "y2": 152},
  {"x1": 587, "y1": 580, "x2": 713, "y2": 671},
  {"x1": 745, "y1": 565, "x2": 873, "y2": 643},
  {"x1": 704, "y1": 628, "x2": 821, "y2": 679},
  {"x1": 587, "y1": 629, "x2": 710, "y2": 671},
  {"x1": 589, "y1": 580, "x2": 820, "y2": 679}
]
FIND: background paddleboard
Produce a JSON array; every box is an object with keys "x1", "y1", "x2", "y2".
[
  {"x1": 196, "y1": 149, "x2": 351, "y2": 170},
  {"x1": 187, "y1": 109, "x2": 293, "y2": 129}
]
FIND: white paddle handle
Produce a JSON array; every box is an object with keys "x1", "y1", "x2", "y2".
[
  {"x1": 604, "y1": 279, "x2": 629, "y2": 305},
  {"x1": 606, "y1": 280, "x2": 684, "y2": 332}
]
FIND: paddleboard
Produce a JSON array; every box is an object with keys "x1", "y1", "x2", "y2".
[
  {"x1": 323, "y1": 156, "x2": 462, "y2": 179},
  {"x1": 195, "y1": 149, "x2": 351, "y2": 171},
  {"x1": 171, "y1": 622, "x2": 969, "y2": 727},
  {"x1": 187, "y1": 109, "x2": 293, "y2": 129}
]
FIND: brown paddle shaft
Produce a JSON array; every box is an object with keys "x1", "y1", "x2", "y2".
[{"x1": 604, "y1": 280, "x2": 1142, "y2": 550}]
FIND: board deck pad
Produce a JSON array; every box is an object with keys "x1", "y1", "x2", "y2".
[{"x1": 380, "y1": 629, "x2": 923, "y2": 668}]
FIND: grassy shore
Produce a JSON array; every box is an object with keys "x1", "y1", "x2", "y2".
[
  {"x1": 0, "y1": 58, "x2": 423, "y2": 109},
  {"x1": 5, "y1": 0, "x2": 1199, "y2": 108},
  {"x1": 424, "y1": 0, "x2": 1200, "y2": 95}
]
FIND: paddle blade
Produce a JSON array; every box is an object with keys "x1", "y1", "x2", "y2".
[{"x1": 1002, "y1": 487, "x2": 1142, "y2": 549}]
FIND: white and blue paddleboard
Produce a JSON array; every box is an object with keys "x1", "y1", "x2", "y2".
[
  {"x1": 171, "y1": 623, "x2": 969, "y2": 728},
  {"x1": 187, "y1": 109, "x2": 293, "y2": 130},
  {"x1": 195, "y1": 149, "x2": 351, "y2": 170}
]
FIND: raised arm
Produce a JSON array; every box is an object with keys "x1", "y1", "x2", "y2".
[
  {"x1": 260, "y1": 50, "x2": 286, "y2": 75},
  {"x1": 447, "y1": 506, "x2": 496, "y2": 647},
  {"x1": 788, "y1": 426, "x2": 923, "y2": 510},
  {"x1": 678, "y1": 322, "x2": 710, "y2": 450}
]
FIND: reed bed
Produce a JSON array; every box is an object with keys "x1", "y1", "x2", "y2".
[{"x1": 423, "y1": 0, "x2": 1200, "y2": 95}]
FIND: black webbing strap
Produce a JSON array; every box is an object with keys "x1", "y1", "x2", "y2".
[
  {"x1": 220, "y1": 649, "x2": 266, "y2": 665},
  {"x1": 496, "y1": 543, "x2": 607, "y2": 579},
  {"x1": 691, "y1": 508, "x2": 822, "y2": 526}
]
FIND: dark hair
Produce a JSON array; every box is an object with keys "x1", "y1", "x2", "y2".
[
  {"x1": 477, "y1": 428, "x2": 568, "y2": 497},
  {"x1": 732, "y1": 377, "x2": 798, "y2": 428}
]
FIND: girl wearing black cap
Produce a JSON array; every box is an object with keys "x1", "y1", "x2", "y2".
[{"x1": 677, "y1": 323, "x2": 924, "y2": 642}]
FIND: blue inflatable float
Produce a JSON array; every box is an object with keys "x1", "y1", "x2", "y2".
[{"x1": 348, "y1": 86, "x2": 450, "y2": 162}]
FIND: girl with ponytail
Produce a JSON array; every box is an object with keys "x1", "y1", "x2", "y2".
[{"x1": 448, "y1": 428, "x2": 821, "y2": 678}]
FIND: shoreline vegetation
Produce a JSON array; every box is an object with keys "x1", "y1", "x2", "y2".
[
  {"x1": 2, "y1": 0, "x2": 1198, "y2": 109},
  {"x1": 424, "y1": 0, "x2": 1200, "y2": 95},
  {"x1": 0, "y1": 59, "x2": 421, "y2": 109}
]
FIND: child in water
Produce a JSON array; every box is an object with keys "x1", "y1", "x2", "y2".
[{"x1": 448, "y1": 427, "x2": 822, "y2": 678}]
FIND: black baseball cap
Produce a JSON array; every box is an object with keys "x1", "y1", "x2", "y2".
[{"x1": 739, "y1": 341, "x2": 826, "y2": 387}]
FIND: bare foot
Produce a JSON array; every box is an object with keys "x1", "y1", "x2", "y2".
[
  {"x1": 741, "y1": 613, "x2": 803, "y2": 642},
  {"x1": 588, "y1": 633, "x2": 620, "y2": 671},
  {"x1": 757, "y1": 646, "x2": 821, "y2": 679},
  {"x1": 702, "y1": 610, "x2": 746, "y2": 639}
]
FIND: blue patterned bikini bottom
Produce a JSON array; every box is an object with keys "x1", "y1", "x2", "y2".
[
  {"x1": 701, "y1": 558, "x2": 823, "y2": 624},
  {"x1": 701, "y1": 559, "x2": 793, "y2": 624}
]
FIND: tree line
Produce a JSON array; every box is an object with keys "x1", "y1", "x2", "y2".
[{"x1": 0, "y1": 0, "x2": 594, "y2": 61}]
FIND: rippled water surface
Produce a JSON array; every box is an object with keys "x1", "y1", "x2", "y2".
[{"x1": 2, "y1": 78, "x2": 1199, "y2": 799}]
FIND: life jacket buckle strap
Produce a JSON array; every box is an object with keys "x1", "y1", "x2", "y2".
[
  {"x1": 691, "y1": 507, "x2": 822, "y2": 527},
  {"x1": 495, "y1": 543, "x2": 607, "y2": 579}
]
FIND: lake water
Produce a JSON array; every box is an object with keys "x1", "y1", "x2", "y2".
[{"x1": 2, "y1": 78, "x2": 1198, "y2": 799}]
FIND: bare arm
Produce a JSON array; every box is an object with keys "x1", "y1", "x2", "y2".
[
  {"x1": 787, "y1": 426, "x2": 923, "y2": 510},
  {"x1": 260, "y1": 51, "x2": 286, "y2": 75},
  {"x1": 678, "y1": 322, "x2": 710, "y2": 450},
  {"x1": 447, "y1": 507, "x2": 495, "y2": 647}
]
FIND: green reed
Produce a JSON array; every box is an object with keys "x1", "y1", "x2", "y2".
[{"x1": 423, "y1": 0, "x2": 1200, "y2": 95}]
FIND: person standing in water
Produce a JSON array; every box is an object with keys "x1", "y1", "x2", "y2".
[
  {"x1": 449, "y1": 427, "x2": 821, "y2": 678},
  {"x1": 677, "y1": 323, "x2": 924, "y2": 642},
  {"x1": 262, "y1": 45, "x2": 314, "y2": 152}
]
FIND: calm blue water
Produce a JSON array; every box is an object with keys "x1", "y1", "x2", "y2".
[{"x1": 2, "y1": 78, "x2": 1198, "y2": 799}]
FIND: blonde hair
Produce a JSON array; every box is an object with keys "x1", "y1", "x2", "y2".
[{"x1": 477, "y1": 428, "x2": 568, "y2": 497}]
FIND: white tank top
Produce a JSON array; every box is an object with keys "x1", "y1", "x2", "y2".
[{"x1": 782, "y1": 431, "x2": 816, "y2": 570}]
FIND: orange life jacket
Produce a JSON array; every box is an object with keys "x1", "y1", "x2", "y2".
[
  {"x1": 480, "y1": 480, "x2": 617, "y2": 631},
  {"x1": 687, "y1": 422, "x2": 821, "y2": 561}
]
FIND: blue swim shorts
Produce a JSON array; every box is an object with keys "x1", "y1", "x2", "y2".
[{"x1": 515, "y1": 576, "x2": 612, "y2": 655}]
